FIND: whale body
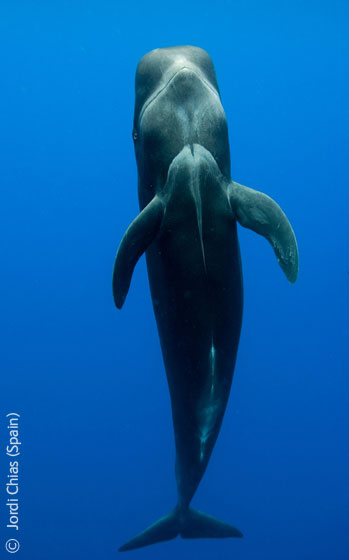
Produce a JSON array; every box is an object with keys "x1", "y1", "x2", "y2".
[{"x1": 113, "y1": 46, "x2": 298, "y2": 552}]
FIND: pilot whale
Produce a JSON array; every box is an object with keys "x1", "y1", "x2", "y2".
[{"x1": 113, "y1": 46, "x2": 298, "y2": 552}]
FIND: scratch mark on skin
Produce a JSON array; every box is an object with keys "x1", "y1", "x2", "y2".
[{"x1": 199, "y1": 336, "x2": 217, "y2": 461}]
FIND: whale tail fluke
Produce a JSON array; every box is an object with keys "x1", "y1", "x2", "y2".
[
  {"x1": 180, "y1": 507, "x2": 243, "y2": 539},
  {"x1": 118, "y1": 508, "x2": 179, "y2": 552},
  {"x1": 118, "y1": 507, "x2": 242, "y2": 552}
]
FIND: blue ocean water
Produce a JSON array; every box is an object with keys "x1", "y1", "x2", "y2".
[{"x1": 1, "y1": 1, "x2": 348, "y2": 558}]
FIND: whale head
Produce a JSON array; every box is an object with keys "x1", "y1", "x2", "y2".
[
  {"x1": 132, "y1": 46, "x2": 230, "y2": 204},
  {"x1": 133, "y1": 46, "x2": 220, "y2": 129}
]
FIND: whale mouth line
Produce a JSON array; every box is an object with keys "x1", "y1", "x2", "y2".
[{"x1": 139, "y1": 67, "x2": 219, "y2": 124}]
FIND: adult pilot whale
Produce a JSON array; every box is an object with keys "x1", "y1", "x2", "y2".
[{"x1": 113, "y1": 46, "x2": 298, "y2": 551}]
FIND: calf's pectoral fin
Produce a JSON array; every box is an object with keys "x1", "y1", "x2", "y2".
[
  {"x1": 112, "y1": 195, "x2": 164, "y2": 309},
  {"x1": 228, "y1": 181, "x2": 299, "y2": 283}
]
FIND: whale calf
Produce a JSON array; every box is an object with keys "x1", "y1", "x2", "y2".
[{"x1": 113, "y1": 46, "x2": 298, "y2": 551}]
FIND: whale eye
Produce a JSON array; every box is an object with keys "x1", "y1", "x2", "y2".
[{"x1": 132, "y1": 129, "x2": 139, "y2": 142}]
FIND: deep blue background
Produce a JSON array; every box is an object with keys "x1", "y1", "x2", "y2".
[{"x1": 1, "y1": 1, "x2": 348, "y2": 559}]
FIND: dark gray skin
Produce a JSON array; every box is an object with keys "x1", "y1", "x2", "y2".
[
  {"x1": 133, "y1": 46, "x2": 230, "y2": 208},
  {"x1": 113, "y1": 46, "x2": 298, "y2": 551}
]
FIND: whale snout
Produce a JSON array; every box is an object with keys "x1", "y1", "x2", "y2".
[
  {"x1": 139, "y1": 66, "x2": 219, "y2": 125},
  {"x1": 167, "y1": 65, "x2": 220, "y2": 96},
  {"x1": 167, "y1": 66, "x2": 206, "y2": 96}
]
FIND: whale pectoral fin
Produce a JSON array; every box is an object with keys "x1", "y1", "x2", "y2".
[
  {"x1": 112, "y1": 195, "x2": 164, "y2": 309},
  {"x1": 228, "y1": 180, "x2": 299, "y2": 283}
]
